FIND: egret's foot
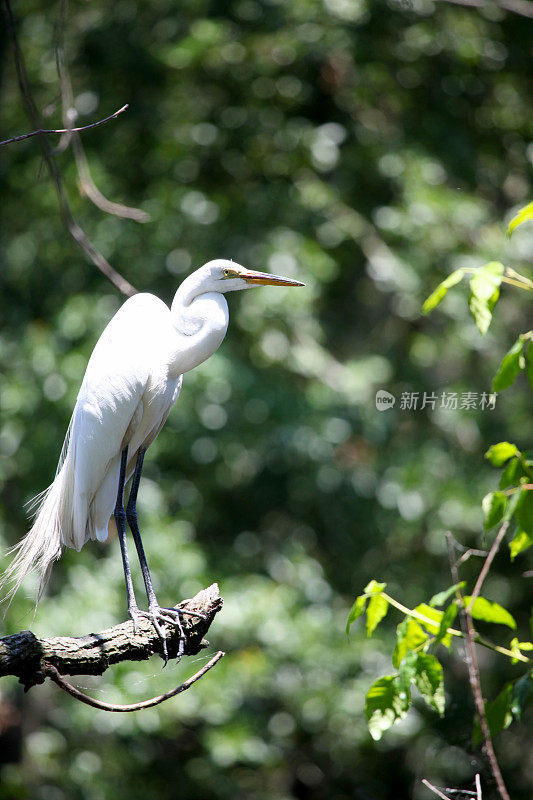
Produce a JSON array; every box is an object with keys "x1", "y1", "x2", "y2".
[
  {"x1": 176, "y1": 602, "x2": 207, "y2": 622},
  {"x1": 128, "y1": 605, "x2": 186, "y2": 665}
]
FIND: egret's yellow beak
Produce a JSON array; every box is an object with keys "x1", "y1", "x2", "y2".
[{"x1": 241, "y1": 270, "x2": 305, "y2": 287}]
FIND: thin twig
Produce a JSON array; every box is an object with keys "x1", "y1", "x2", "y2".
[
  {"x1": 421, "y1": 779, "x2": 454, "y2": 800},
  {"x1": 468, "y1": 522, "x2": 509, "y2": 609},
  {"x1": 475, "y1": 774, "x2": 482, "y2": 800},
  {"x1": 2, "y1": 0, "x2": 137, "y2": 297},
  {"x1": 0, "y1": 105, "x2": 129, "y2": 147},
  {"x1": 446, "y1": 534, "x2": 511, "y2": 800},
  {"x1": 55, "y1": 0, "x2": 150, "y2": 222},
  {"x1": 44, "y1": 650, "x2": 225, "y2": 712},
  {"x1": 456, "y1": 548, "x2": 489, "y2": 567}
]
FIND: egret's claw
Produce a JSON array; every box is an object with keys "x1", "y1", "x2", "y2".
[{"x1": 129, "y1": 605, "x2": 186, "y2": 665}]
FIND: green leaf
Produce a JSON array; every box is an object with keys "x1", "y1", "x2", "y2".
[
  {"x1": 435, "y1": 602, "x2": 458, "y2": 648},
  {"x1": 516, "y1": 488, "x2": 533, "y2": 534},
  {"x1": 482, "y1": 491, "x2": 507, "y2": 530},
  {"x1": 499, "y1": 457, "x2": 523, "y2": 489},
  {"x1": 491, "y1": 335, "x2": 526, "y2": 392},
  {"x1": 509, "y1": 638, "x2": 533, "y2": 663},
  {"x1": 503, "y1": 486, "x2": 525, "y2": 522},
  {"x1": 362, "y1": 579, "x2": 387, "y2": 596},
  {"x1": 510, "y1": 671, "x2": 532, "y2": 720},
  {"x1": 365, "y1": 676, "x2": 410, "y2": 741},
  {"x1": 473, "y1": 673, "x2": 532, "y2": 744},
  {"x1": 474, "y1": 682, "x2": 514, "y2": 744},
  {"x1": 526, "y1": 339, "x2": 533, "y2": 392},
  {"x1": 397, "y1": 651, "x2": 417, "y2": 693},
  {"x1": 413, "y1": 653, "x2": 445, "y2": 715},
  {"x1": 509, "y1": 489, "x2": 533, "y2": 561},
  {"x1": 414, "y1": 603, "x2": 443, "y2": 635},
  {"x1": 485, "y1": 441, "x2": 520, "y2": 467},
  {"x1": 421, "y1": 269, "x2": 464, "y2": 315},
  {"x1": 463, "y1": 596, "x2": 516, "y2": 629},
  {"x1": 509, "y1": 529, "x2": 533, "y2": 561},
  {"x1": 429, "y1": 583, "x2": 465, "y2": 607},
  {"x1": 468, "y1": 262, "x2": 504, "y2": 335},
  {"x1": 366, "y1": 593, "x2": 389, "y2": 637},
  {"x1": 347, "y1": 579, "x2": 388, "y2": 633},
  {"x1": 507, "y1": 201, "x2": 533, "y2": 236},
  {"x1": 346, "y1": 594, "x2": 368, "y2": 633},
  {"x1": 393, "y1": 618, "x2": 428, "y2": 668}
]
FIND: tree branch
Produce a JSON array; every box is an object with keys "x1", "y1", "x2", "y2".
[
  {"x1": 0, "y1": 105, "x2": 130, "y2": 147},
  {"x1": 54, "y1": 0, "x2": 150, "y2": 223},
  {"x1": 468, "y1": 522, "x2": 509, "y2": 608},
  {"x1": 447, "y1": 534, "x2": 511, "y2": 800},
  {"x1": 2, "y1": 0, "x2": 138, "y2": 297},
  {"x1": 44, "y1": 650, "x2": 225, "y2": 713},
  {"x1": 0, "y1": 584, "x2": 223, "y2": 692},
  {"x1": 421, "y1": 779, "x2": 454, "y2": 800},
  {"x1": 421, "y1": 774, "x2": 482, "y2": 799}
]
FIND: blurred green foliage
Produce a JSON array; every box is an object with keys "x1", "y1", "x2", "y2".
[{"x1": 0, "y1": 0, "x2": 532, "y2": 798}]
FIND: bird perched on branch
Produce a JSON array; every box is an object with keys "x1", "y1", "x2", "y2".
[{"x1": 2, "y1": 261, "x2": 303, "y2": 658}]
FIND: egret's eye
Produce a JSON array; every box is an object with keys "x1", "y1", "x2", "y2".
[{"x1": 223, "y1": 269, "x2": 231, "y2": 277}]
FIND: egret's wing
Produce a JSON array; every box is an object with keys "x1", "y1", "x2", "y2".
[{"x1": 62, "y1": 296, "x2": 161, "y2": 546}]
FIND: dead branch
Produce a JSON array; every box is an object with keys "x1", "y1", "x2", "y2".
[
  {"x1": 0, "y1": 105, "x2": 129, "y2": 147},
  {"x1": 55, "y1": 0, "x2": 150, "y2": 223},
  {"x1": 468, "y1": 522, "x2": 509, "y2": 608},
  {"x1": 45, "y1": 650, "x2": 225, "y2": 713},
  {"x1": 2, "y1": 0, "x2": 138, "y2": 297},
  {"x1": 447, "y1": 533, "x2": 511, "y2": 800},
  {"x1": 0, "y1": 584, "x2": 223, "y2": 692},
  {"x1": 421, "y1": 774, "x2": 482, "y2": 799},
  {"x1": 421, "y1": 779, "x2": 454, "y2": 800}
]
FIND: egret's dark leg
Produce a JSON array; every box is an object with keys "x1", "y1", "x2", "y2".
[
  {"x1": 126, "y1": 448, "x2": 186, "y2": 662},
  {"x1": 114, "y1": 446, "x2": 139, "y2": 621},
  {"x1": 125, "y1": 448, "x2": 159, "y2": 609}
]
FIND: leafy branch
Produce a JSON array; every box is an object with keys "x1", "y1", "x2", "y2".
[
  {"x1": 346, "y1": 568, "x2": 532, "y2": 743},
  {"x1": 349, "y1": 202, "x2": 533, "y2": 797},
  {"x1": 421, "y1": 200, "x2": 533, "y2": 335}
]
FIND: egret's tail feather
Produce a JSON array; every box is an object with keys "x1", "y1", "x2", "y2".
[{"x1": 1, "y1": 474, "x2": 64, "y2": 607}]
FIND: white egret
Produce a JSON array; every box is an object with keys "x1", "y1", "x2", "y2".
[{"x1": 2, "y1": 261, "x2": 303, "y2": 657}]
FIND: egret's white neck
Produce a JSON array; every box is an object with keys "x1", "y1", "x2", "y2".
[{"x1": 169, "y1": 273, "x2": 229, "y2": 375}]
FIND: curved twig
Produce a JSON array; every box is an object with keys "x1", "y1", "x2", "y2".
[
  {"x1": 54, "y1": 0, "x2": 150, "y2": 223},
  {"x1": 2, "y1": 0, "x2": 138, "y2": 297},
  {"x1": 44, "y1": 650, "x2": 225, "y2": 712}
]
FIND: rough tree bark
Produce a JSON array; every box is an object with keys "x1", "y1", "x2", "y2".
[{"x1": 0, "y1": 584, "x2": 222, "y2": 691}]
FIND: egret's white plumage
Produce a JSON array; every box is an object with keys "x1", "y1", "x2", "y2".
[{"x1": 2, "y1": 261, "x2": 303, "y2": 607}]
